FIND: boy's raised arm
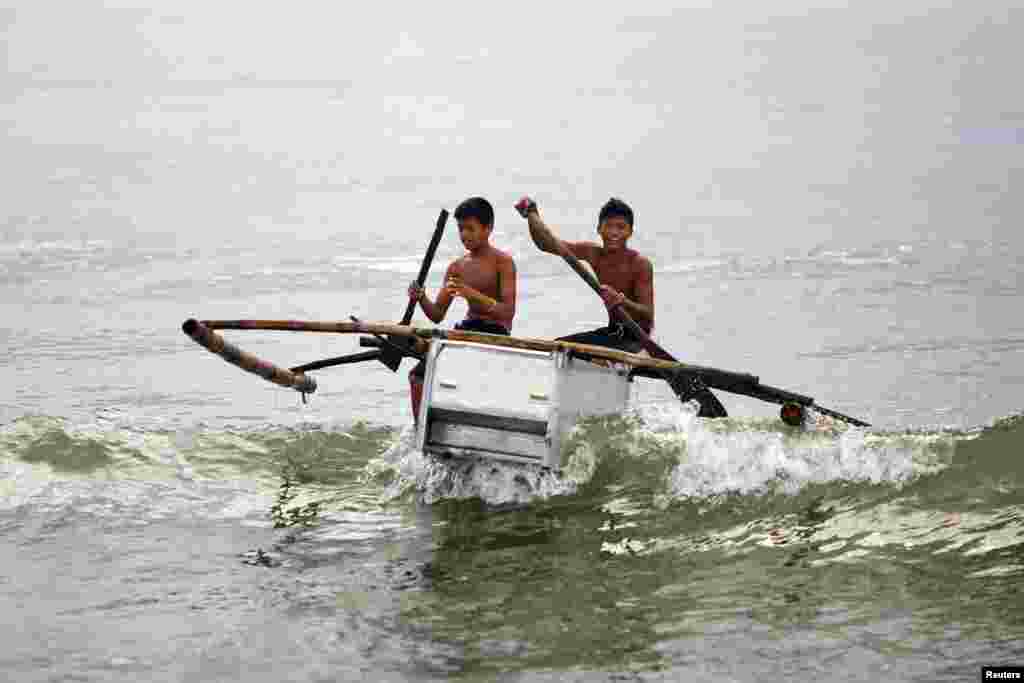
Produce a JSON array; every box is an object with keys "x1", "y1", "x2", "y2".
[
  {"x1": 515, "y1": 197, "x2": 597, "y2": 262},
  {"x1": 515, "y1": 197, "x2": 567, "y2": 256}
]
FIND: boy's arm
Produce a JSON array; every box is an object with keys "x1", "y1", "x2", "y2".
[
  {"x1": 515, "y1": 197, "x2": 598, "y2": 263},
  {"x1": 492, "y1": 254, "x2": 517, "y2": 322},
  {"x1": 526, "y1": 210, "x2": 565, "y2": 255},
  {"x1": 409, "y1": 263, "x2": 456, "y2": 323},
  {"x1": 620, "y1": 256, "x2": 654, "y2": 326}
]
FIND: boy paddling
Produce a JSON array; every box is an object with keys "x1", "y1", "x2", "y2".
[
  {"x1": 406, "y1": 197, "x2": 517, "y2": 422},
  {"x1": 515, "y1": 196, "x2": 652, "y2": 352},
  {"x1": 515, "y1": 195, "x2": 728, "y2": 418}
]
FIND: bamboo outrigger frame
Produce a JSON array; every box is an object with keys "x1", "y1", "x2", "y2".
[{"x1": 181, "y1": 317, "x2": 869, "y2": 426}]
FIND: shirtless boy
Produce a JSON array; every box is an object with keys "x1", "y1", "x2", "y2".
[
  {"x1": 406, "y1": 197, "x2": 517, "y2": 422},
  {"x1": 514, "y1": 196, "x2": 652, "y2": 352}
]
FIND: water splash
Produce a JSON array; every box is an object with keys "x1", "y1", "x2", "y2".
[
  {"x1": 373, "y1": 425, "x2": 589, "y2": 506},
  {"x1": 624, "y1": 401, "x2": 959, "y2": 501}
]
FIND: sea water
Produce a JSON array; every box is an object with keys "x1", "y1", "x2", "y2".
[{"x1": 2, "y1": 2, "x2": 1022, "y2": 680}]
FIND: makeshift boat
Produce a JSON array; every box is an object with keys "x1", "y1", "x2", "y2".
[
  {"x1": 181, "y1": 317, "x2": 868, "y2": 471},
  {"x1": 180, "y1": 209, "x2": 869, "y2": 471},
  {"x1": 419, "y1": 334, "x2": 641, "y2": 468}
]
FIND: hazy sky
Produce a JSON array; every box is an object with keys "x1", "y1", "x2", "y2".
[{"x1": 2, "y1": 1, "x2": 1020, "y2": 253}]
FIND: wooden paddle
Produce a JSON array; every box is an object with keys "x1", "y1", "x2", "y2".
[
  {"x1": 376, "y1": 208, "x2": 450, "y2": 371},
  {"x1": 288, "y1": 209, "x2": 448, "y2": 374},
  {"x1": 515, "y1": 199, "x2": 728, "y2": 417}
]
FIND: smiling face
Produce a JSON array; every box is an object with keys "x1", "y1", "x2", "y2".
[
  {"x1": 458, "y1": 217, "x2": 492, "y2": 253},
  {"x1": 597, "y1": 215, "x2": 633, "y2": 252}
]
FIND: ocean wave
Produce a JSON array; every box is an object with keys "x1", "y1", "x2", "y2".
[
  {"x1": 356, "y1": 402, "x2": 997, "y2": 509},
  {"x1": 5, "y1": 409, "x2": 1022, "y2": 518},
  {"x1": 0, "y1": 415, "x2": 390, "y2": 502},
  {"x1": 598, "y1": 410, "x2": 1024, "y2": 571}
]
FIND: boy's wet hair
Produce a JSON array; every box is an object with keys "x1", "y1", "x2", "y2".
[
  {"x1": 454, "y1": 197, "x2": 494, "y2": 227},
  {"x1": 598, "y1": 197, "x2": 634, "y2": 228}
]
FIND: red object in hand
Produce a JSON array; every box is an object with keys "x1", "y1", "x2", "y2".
[{"x1": 514, "y1": 196, "x2": 537, "y2": 217}]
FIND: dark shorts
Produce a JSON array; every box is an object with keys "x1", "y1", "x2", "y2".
[
  {"x1": 557, "y1": 324, "x2": 644, "y2": 354},
  {"x1": 409, "y1": 318, "x2": 510, "y2": 380}
]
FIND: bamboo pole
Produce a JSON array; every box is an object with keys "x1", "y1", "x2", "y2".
[
  {"x1": 194, "y1": 319, "x2": 759, "y2": 385},
  {"x1": 182, "y1": 319, "x2": 317, "y2": 394},
  {"x1": 183, "y1": 317, "x2": 868, "y2": 426}
]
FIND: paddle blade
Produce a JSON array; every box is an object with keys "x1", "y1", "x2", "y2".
[
  {"x1": 666, "y1": 373, "x2": 728, "y2": 418},
  {"x1": 376, "y1": 347, "x2": 403, "y2": 372},
  {"x1": 375, "y1": 335, "x2": 423, "y2": 372}
]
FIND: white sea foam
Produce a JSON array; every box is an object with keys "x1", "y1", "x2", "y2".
[
  {"x1": 652, "y1": 402, "x2": 957, "y2": 500},
  {"x1": 0, "y1": 238, "x2": 114, "y2": 256},
  {"x1": 330, "y1": 254, "x2": 427, "y2": 275},
  {"x1": 374, "y1": 425, "x2": 585, "y2": 506},
  {"x1": 660, "y1": 258, "x2": 729, "y2": 274},
  {"x1": 367, "y1": 400, "x2": 962, "y2": 506}
]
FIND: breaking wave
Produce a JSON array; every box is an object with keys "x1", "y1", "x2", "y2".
[{"x1": 3, "y1": 408, "x2": 1020, "y2": 517}]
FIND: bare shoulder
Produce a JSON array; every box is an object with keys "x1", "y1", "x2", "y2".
[
  {"x1": 491, "y1": 246, "x2": 516, "y2": 267},
  {"x1": 447, "y1": 254, "x2": 471, "y2": 273},
  {"x1": 630, "y1": 249, "x2": 653, "y2": 272}
]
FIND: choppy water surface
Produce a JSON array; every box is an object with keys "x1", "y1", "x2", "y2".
[
  {"x1": 4, "y1": 1, "x2": 1024, "y2": 680},
  {"x1": 3, "y1": 406, "x2": 1023, "y2": 681}
]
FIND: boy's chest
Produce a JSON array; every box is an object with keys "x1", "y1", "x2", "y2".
[
  {"x1": 592, "y1": 256, "x2": 637, "y2": 292},
  {"x1": 458, "y1": 258, "x2": 499, "y2": 292}
]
